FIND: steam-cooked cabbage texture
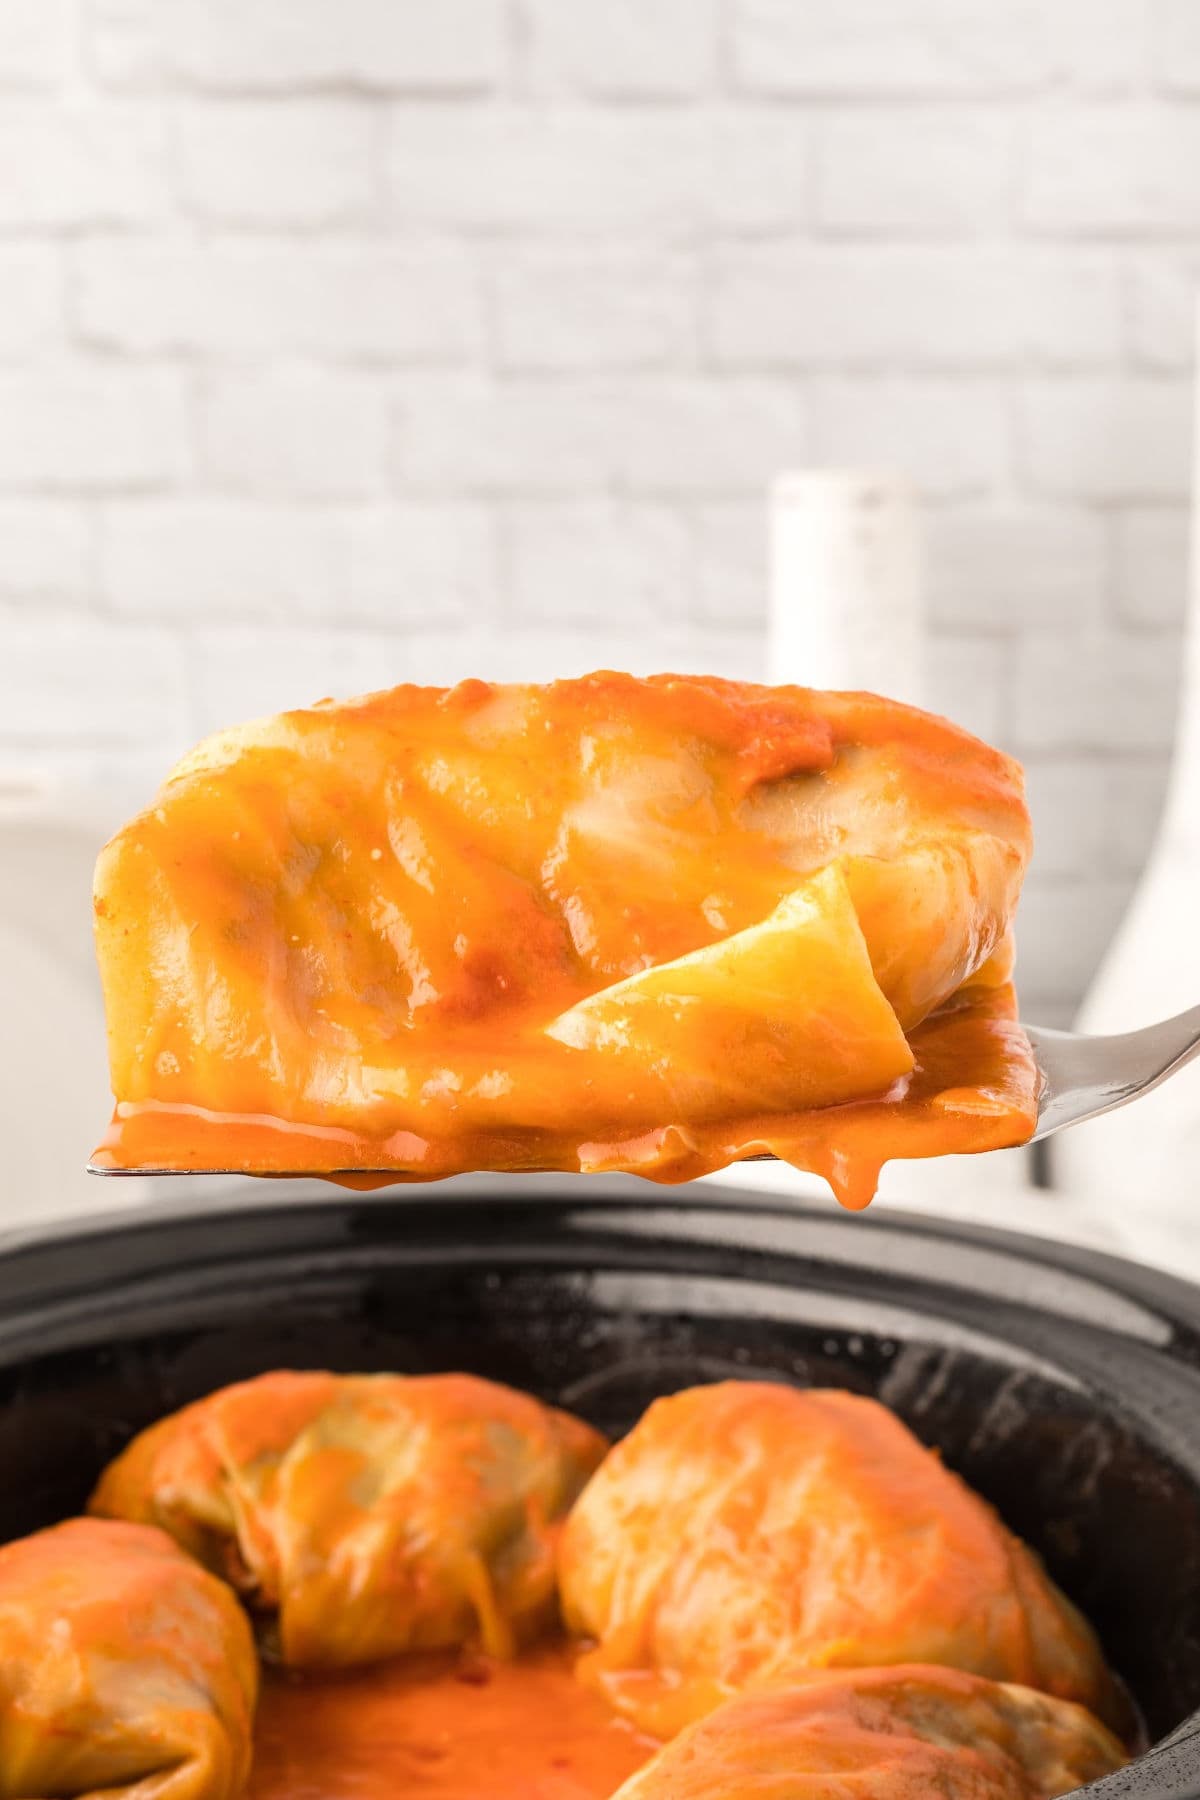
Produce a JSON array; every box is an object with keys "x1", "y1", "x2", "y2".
[
  {"x1": 92, "y1": 673, "x2": 1036, "y2": 1202},
  {"x1": 91, "y1": 1370, "x2": 605, "y2": 1668},
  {"x1": 0, "y1": 1517, "x2": 257, "y2": 1800},
  {"x1": 559, "y1": 1383, "x2": 1119, "y2": 1737},
  {"x1": 610, "y1": 1666, "x2": 1126, "y2": 1800}
]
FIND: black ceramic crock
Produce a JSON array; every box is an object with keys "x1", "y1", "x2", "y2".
[{"x1": 3, "y1": 1174, "x2": 1200, "y2": 1797}]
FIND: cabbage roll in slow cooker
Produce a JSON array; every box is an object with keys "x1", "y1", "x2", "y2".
[
  {"x1": 91, "y1": 1369, "x2": 606, "y2": 1668},
  {"x1": 560, "y1": 1382, "x2": 1121, "y2": 1737},
  {"x1": 610, "y1": 1666, "x2": 1127, "y2": 1800},
  {"x1": 0, "y1": 1517, "x2": 257, "y2": 1800}
]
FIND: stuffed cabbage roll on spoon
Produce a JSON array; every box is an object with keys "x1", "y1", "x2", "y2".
[
  {"x1": 610, "y1": 1666, "x2": 1126, "y2": 1800},
  {"x1": 91, "y1": 1370, "x2": 606, "y2": 1668},
  {"x1": 0, "y1": 1517, "x2": 257, "y2": 1800},
  {"x1": 91, "y1": 672, "x2": 1037, "y2": 1207}
]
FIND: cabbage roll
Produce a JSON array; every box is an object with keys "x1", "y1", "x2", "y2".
[
  {"x1": 0, "y1": 1516, "x2": 256, "y2": 1800},
  {"x1": 91, "y1": 672, "x2": 1036, "y2": 1205},
  {"x1": 92, "y1": 1370, "x2": 605, "y2": 1667},
  {"x1": 610, "y1": 1666, "x2": 1126, "y2": 1800},
  {"x1": 560, "y1": 1382, "x2": 1120, "y2": 1736}
]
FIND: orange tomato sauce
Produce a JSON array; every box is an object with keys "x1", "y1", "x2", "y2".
[
  {"x1": 91, "y1": 674, "x2": 1038, "y2": 1207},
  {"x1": 246, "y1": 1643, "x2": 658, "y2": 1800},
  {"x1": 94, "y1": 980, "x2": 1036, "y2": 1213}
]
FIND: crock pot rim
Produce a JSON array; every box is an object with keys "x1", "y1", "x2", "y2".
[{"x1": 3, "y1": 1175, "x2": 1200, "y2": 1799}]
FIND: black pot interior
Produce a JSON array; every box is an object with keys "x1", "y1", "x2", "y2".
[{"x1": 3, "y1": 1180, "x2": 1200, "y2": 1797}]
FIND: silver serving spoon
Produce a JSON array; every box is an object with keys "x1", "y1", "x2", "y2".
[
  {"x1": 1024, "y1": 1003, "x2": 1200, "y2": 1142},
  {"x1": 87, "y1": 1005, "x2": 1200, "y2": 1177}
]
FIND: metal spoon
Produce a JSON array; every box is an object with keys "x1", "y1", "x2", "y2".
[
  {"x1": 87, "y1": 1005, "x2": 1200, "y2": 1177},
  {"x1": 1025, "y1": 1003, "x2": 1200, "y2": 1142}
]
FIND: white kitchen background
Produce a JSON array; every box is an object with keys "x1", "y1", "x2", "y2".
[{"x1": 1, "y1": 0, "x2": 1197, "y2": 1224}]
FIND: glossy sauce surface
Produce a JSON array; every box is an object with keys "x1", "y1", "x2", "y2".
[
  {"x1": 95, "y1": 975, "x2": 1037, "y2": 1212},
  {"x1": 247, "y1": 1644, "x2": 657, "y2": 1800},
  {"x1": 90, "y1": 1370, "x2": 606, "y2": 1670},
  {"x1": 0, "y1": 1519, "x2": 257, "y2": 1800},
  {"x1": 558, "y1": 1383, "x2": 1121, "y2": 1741},
  {"x1": 92, "y1": 674, "x2": 1038, "y2": 1206}
]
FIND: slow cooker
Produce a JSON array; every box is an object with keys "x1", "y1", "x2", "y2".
[{"x1": 3, "y1": 1176, "x2": 1199, "y2": 1797}]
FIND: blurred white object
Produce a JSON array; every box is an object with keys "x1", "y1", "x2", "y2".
[
  {"x1": 0, "y1": 775, "x2": 156, "y2": 1225},
  {"x1": 768, "y1": 469, "x2": 924, "y2": 706},
  {"x1": 768, "y1": 468, "x2": 1028, "y2": 1201},
  {"x1": 1053, "y1": 303, "x2": 1200, "y2": 1265}
]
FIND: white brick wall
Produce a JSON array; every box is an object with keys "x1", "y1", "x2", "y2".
[{"x1": 1, "y1": 0, "x2": 1195, "y2": 1021}]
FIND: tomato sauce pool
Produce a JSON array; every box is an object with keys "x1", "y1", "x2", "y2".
[{"x1": 247, "y1": 1642, "x2": 657, "y2": 1800}]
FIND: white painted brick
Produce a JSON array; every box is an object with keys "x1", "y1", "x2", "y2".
[
  {"x1": 0, "y1": 102, "x2": 166, "y2": 227},
  {"x1": 685, "y1": 116, "x2": 811, "y2": 234},
  {"x1": 1014, "y1": 873, "x2": 1132, "y2": 1008},
  {"x1": 708, "y1": 247, "x2": 1119, "y2": 368},
  {"x1": 100, "y1": 499, "x2": 491, "y2": 624},
  {"x1": 0, "y1": 619, "x2": 187, "y2": 746},
  {"x1": 188, "y1": 627, "x2": 415, "y2": 739},
  {"x1": 198, "y1": 369, "x2": 389, "y2": 498},
  {"x1": 606, "y1": 380, "x2": 808, "y2": 495},
  {"x1": 1107, "y1": 759, "x2": 1171, "y2": 873},
  {"x1": 524, "y1": 0, "x2": 718, "y2": 98},
  {"x1": 1012, "y1": 628, "x2": 1181, "y2": 753},
  {"x1": 926, "y1": 505, "x2": 1105, "y2": 630},
  {"x1": 735, "y1": 0, "x2": 1149, "y2": 97},
  {"x1": 0, "y1": 366, "x2": 189, "y2": 492},
  {"x1": 0, "y1": 0, "x2": 1184, "y2": 1042},
  {"x1": 344, "y1": 504, "x2": 495, "y2": 623},
  {"x1": 1021, "y1": 757, "x2": 1107, "y2": 878},
  {"x1": 493, "y1": 249, "x2": 696, "y2": 372},
  {"x1": 924, "y1": 633, "x2": 1010, "y2": 745},
  {"x1": 1155, "y1": 0, "x2": 1200, "y2": 92},
  {"x1": 0, "y1": 501, "x2": 91, "y2": 604},
  {"x1": 1020, "y1": 377, "x2": 1191, "y2": 501},
  {"x1": 318, "y1": 628, "x2": 483, "y2": 691},
  {"x1": 507, "y1": 501, "x2": 689, "y2": 624},
  {"x1": 1128, "y1": 253, "x2": 1199, "y2": 369},
  {"x1": 1113, "y1": 507, "x2": 1189, "y2": 626},
  {"x1": 100, "y1": 501, "x2": 346, "y2": 619},
  {"x1": 817, "y1": 112, "x2": 1010, "y2": 233},
  {"x1": 499, "y1": 626, "x2": 764, "y2": 685},
  {"x1": 176, "y1": 101, "x2": 376, "y2": 227},
  {"x1": 412, "y1": 626, "x2": 765, "y2": 687},
  {"x1": 387, "y1": 108, "x2": 807, "y2": 233},
  {"x1": 306, "y1": 628, "x2": 485, "y2": 691},
  {"x1": 1024, "y1": 108, "x2": 1200, "y2": 233},
  {"x1": 190, "y1": 622, "x2": 765, "y2": 728},
  {"x1": 91, "y1": 0, "x2": 504, "y2": 94},
  {"x1": 693, "y1": 502, "x2": 767, "y2": 626},
  {"x1": 811, "y1": 378, "x2": 1010, "y2": 498},
  {"x1": 395, "y1": 377, "x2": 615, "y2": 494},
  {"x1": 733, "y1": 0, "x2": 1054, "y2": 95},
  {"x1": 76, "y1": 242, "x2": 481, "y2": 361},
  {"x1": 1050, "y1": 0, "x2": 1151, "y2": 93},
  {"x1": 397, "y1": 377, "x2": 807, "y2": 496},
  {"x1": 0, "y1": 0, "x2": 72, "y2": 88},
  {"x1": 490, "y1": 623, "x2": 771, "y2": 691},
  {"x1": 0, "y1": 246, "x2": 62, "y2": 357}
]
